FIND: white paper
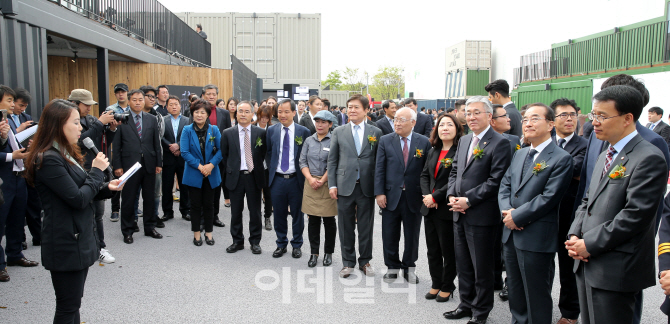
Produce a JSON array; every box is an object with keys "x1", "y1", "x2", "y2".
[
  {"x1": 296, "y1": 86, "x2": 309, "y2": 94},
  {"x1": 118, "y1": 162, "x2": 142, "y2": 186},
  {"x1": 15, "y1": 125, "x2": 37, "y2": 147}
]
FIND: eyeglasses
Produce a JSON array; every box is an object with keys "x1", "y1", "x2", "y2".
[
  {"x1": 145, "y1": 95, "x2": 156, "y2": 99},
  {"x1": 465, "y1": 111, "x2": 486, "y2": 118},
  {"x1": 492, "y1": 113, "x2": 508, "y2": 119},
  {"x1": 556, "y1": 112, "x2": 578, "y2": 120},
  {"x1": 587, "y1": 112, "x2": 624, "y2": 124},
  {"x1": 394, "y1": 117, "x2": 412, "y2": 124},
  {"x1": 521, "y1": 117, "x2": 547, "y2": 124}
]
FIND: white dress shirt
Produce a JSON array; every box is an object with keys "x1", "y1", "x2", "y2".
[
  {"x1": 556, "y1": 132, "x2": 574, "y2": 148},
  {"x1": 350, "y1": 120, "x2": 366, "y2": 152},
  {"x1": 609, "y1": 130, "x2": 638, "y2": 162},
  {"x1": 238, "y1": 124, "x2": 251, "y2": 171},
  {"x1": 276, "y1": 122, "x2": 296, "y2": 174},
  {"x1": 529, "y1": 137, "x2": 553, "y2": 162}
]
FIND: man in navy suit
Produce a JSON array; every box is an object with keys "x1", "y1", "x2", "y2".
[
  {"x1": 404, "y1": 98, "x2": 433, "y2": 137},
  {"x1": 550, "y1": 98, "x2": 588, "y2": 323},
  {"x1": 574, "y1": 74, "x2": 670, "y2": 324},
  {"x1": 375, "y1": 107, "x2": 431, "y2": 283},
  {"x1": 376, "y1": 100, "x2": 397, "y2": 136},
  {"x1": 161, "y1": 95, "x2": 190, "y2": 221},
  {"x1": 0, "y1": 85, "x2": 38, "y2": 283},
  {"x1": 266, "y1": 99, "x2": 311, "y2": 258}
]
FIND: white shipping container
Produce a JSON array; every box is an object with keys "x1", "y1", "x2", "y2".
[
  {"x1": 320, "y1": 90, "x2": 351, "y2": 107},
  {"x1": 445, "y1": 40, "x2": 492, "y2": 73},
  {"x1": 176, "y1": 12, "x2": 321, "y2": 90}
]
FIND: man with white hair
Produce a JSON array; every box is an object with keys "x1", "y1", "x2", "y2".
[
  {"x1": 375, "y1": 108, "x2": 431, "y2": 283},
  {"x1": 444, "y1": 96, "x2": 512, "y2": 324}
]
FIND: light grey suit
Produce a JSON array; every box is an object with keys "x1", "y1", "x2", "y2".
[
  {"x1": 327, "y1": 122, "x2": 383, "y2": 268},
  {"x1": 568, "y1": 134, "x2": 667, "y2": 324},
  {"x1": 499, "y1": 141, "x2": 573, "y2": 324}
]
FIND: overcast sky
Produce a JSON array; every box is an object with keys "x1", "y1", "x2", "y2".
[{"x1": 159, "y1": 0, "x2": 663, "y2": 98}]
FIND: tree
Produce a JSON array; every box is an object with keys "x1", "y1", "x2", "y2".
[
  {"x1": 340, "y1": 67, "x2": 366, "y2": 92},
  {"x1": 322, "y1": 70, "x2": 343, "y2": 90},
  {"x1": 369, "y1": 66, "x2": 405, "y2": 100}
]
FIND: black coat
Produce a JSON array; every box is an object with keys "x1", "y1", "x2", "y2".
[
  {"x1": 112, "y1": 111, "x2": 163, "y2": 173},
  {"x1": 414, "y1": 113, "x2": 433, "y2": 137},
  {"x1": 220, "y1": 125, "x2": 267, "y2": 190},
  {"x1": 37, "y1": 148, "x2": 111, "y2": 271},
  {"x1": 420, "y1": 146, "x2": 456, "y2": 219}
]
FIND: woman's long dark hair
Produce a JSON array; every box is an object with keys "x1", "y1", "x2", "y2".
[
  {"x1": 24, "y1": 99, "x2": 84, "y2": 186},
  {"x1": 226, "y1": 97, "x2": 239, "y2": 121},
  {"x1": 429, "y1": 113, "x2": 463, "y2": 150}
]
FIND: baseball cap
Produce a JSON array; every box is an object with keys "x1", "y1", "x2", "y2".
[
  {"x1": 68, "y1": 89, "x2": 98, "y2": 105},
  {"x1": 113, "y1": 83, "x2": 129, "y2": 93}
]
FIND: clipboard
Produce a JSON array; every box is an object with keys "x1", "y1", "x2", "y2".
[{"x1": 118, "y1": 162, "x2": 142, "y2": 186}]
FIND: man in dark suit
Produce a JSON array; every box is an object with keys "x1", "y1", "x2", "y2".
[
  {"x1": 658, "y1": 193, "x2": 670, "y2": 319},
  {"x1": 221, "y1": 101, "x2": 267, "y2": 254},
  {"x1": 375, "y1": 107, "x2": 431, "y2": 284},
  {"x1": 113, "y1": 89, "x2": 163, "y2": 244},
  {"x1": 333, "y1": 106, "x2": 348, "y2": 127},
  {"x1": 573, "y1": 75, "x2": 670, "y2": 324},
  {"x1": 486, "y1": 79, "x2": 522, "y2": 137},
  {"x1": 328, "y1": 94, "x2": 384, "y2": 278},
  {"x1": 202, "y1": 84, "x2": 232, "y2": 227},
  {"x1": 0, "y1": 86, "x2": 37, "y2": 283},
  {"x1": 646, "y1": 106, "x2": 670, "y2": 144},
  {"x1": 266, "y1": 99, "x2": 311, "y2": 258},
  {"x1": 567, "y1": 85, "x2": 668, "y2": 324},
  {"x1": 404, "y1": 98, "x2": 433, "y2": 137},
  {"x1": 161, "y1": 95, "x2": 190, "y2": 221},
  {"x1": 499, "y1": 103, "x2": 573, "y2": 324},
  {"x1": 444, "y1": 96, "x2": 512, "y2": 324},
  {"x1": 550, "y1": 98, "x2": 588, "y2": 323},
  {"x1": 376, "y1": 100, "x2": 397, "y2": 136},
  {"x1": 491, "y1": 104, "x2": 521, "y2": 155}
]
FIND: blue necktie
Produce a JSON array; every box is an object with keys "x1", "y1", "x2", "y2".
[
  {"x1": 12, "y1": 115, "x2": 20, "y2": 129},
  {"x1": 281, "y1": 127, "x2": 290, "y2": 172},
  {"x1": 354, "y1": 125, "x2": 361, "y2": 155},
  {"x1": 522, "y1": 149, "x2": 538, "y2": 177}
]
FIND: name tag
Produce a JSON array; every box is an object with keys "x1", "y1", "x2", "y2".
[{"x1": 323, "y1": 148, "x2": 330, "y2": 151}]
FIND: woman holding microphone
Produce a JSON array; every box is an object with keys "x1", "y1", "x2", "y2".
[
  {"x1": 24, "y1": 99, "x2": 123, "y2": 323},
  {"x1": 180, "y1": 99, "x2": 223, "y2": 246}
]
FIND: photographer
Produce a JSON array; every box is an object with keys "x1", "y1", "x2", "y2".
[
  {"x1": 24, "y1": 99, "x2": 123, "y2": 323},
  {"x1": 68, "y1": 89, "x2": 119, "y2": 263}
]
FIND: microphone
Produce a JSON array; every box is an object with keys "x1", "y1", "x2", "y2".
[{"x1": 82, "y1": 137, "x2": 114, "y2": 174}]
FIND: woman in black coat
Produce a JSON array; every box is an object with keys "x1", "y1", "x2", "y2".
[
  {"x1": 24, "y1": 99, "x2": 123, "y2": 324},
  {"x1": 420, "y1": 113, "x2": 463, "y2": 303}
]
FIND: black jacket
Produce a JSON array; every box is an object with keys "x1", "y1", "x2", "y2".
[
  {"x1": 220, "y1": 125, "x2": 267, "y2": 190},
  {"x1": 420, "y1": 146, "x2": 456, "y2": 219},
  {"x1": 37, "y1": 148, "x2": 111, "y2": 271},
  {"x1": 112, "y1": 111, "x2": 162, "y2": 173}
]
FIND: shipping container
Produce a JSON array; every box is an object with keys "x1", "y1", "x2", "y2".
[
  {"x1": 444, "y1": 69, "x2": 491, "y2": 98},
  {"x1": 320, "y1": 90, "x2": 351, "y2": 107},
  {"x1": 176, "y1": 12, "x2": 321, "y2": 91},
  {"x1": 512, "y1": 79, "x2": 593, "y2": 114},
  {"x1": 445, "y1": 40, "x2": 491, "y2": 72},
  {"x1": 416, "y1": 99, "x2": 460, "y2": 111}
]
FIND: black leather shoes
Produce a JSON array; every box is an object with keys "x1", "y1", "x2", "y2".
[
  {"x1": 161, "y1": 214, "x2": 174, "y2": 221},
  {"x1": 182, "y1": 213, "x2": 191, "y2": 221},
  {"x1": 436, "y1": 290, "x2": 454, "y2": 303},
  {"x1": 467, "y1": 317, "x2": 487, "y2": 324},
  {"x1": 308, "y1": 255, "x2": 318, "y2": 267},
  {"x1": 443, "y1": 308, "x2": 473, "y2": 320},
  {"x1": 205, "y1": 236, "x2": 215, "y2": 246},
  {"x1": 7, "y1": 258, "x2": 38, "y2": 267},
  {"x1": 273, "y1": 247, "x2": 287, "y2": 258},
  {"x1": 383, "y1": 272, "x2": 399, "y2": 282},
  {"x1": 323, "y1": 253, "x2": 332, "y2": 266},
  {"x1": 292, "y1": 248, "x2": 302, "y2": 258},
  {"x1": 499, "y1": 283, "x2": 509, "y2": 301},
  {"x1": 226, "y1": 243, "x2": 244, "y2": 253},
  {"x1": 404, "y1": 271, "x2": 419, "y2": 284},
  {"x1": 425, "y1": 291, "x2": 438, "y2": 300},
  {"x1": 251, "y1": 244, "x2": 262, "y2": 254},
  {"x1": 144, "y1": 229, "x2": 163, "y2": 239},
  {"x1": 156, "y1": 219, "x2": 165, "y2": 228},
  {"x1": 123, "y1": 235, "x2": 134, "y2": 244},
  {"x1": 193, "y1": 237, "x2": 203, "y2": 246},
  {"x1": 213, "y1": 219, "x2": 225, "y2": 227},
  {"x1": 0, "y1": 269, "x2": 9, "y2": 282},
  {"x1": 264, "y1": 217, "x2": 272, "y2": 231}
]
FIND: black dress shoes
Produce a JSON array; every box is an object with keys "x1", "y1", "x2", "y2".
[
  {"x1": 193, "y1": 237, "x2": 203, "y2": 246},
  {"x1": 251, "y1": 244, "x2": 262, "y2": 254},
  {"x1": 292, "y1": 248, "x2": 302, "y2": 258},
  {"x1": 156, "y1": 219, "x2": 165, "y2": 228},
  {"x1": 213, "y1": 219, "x2": 225, "y2": 227},
  {"x1": 7, "y1": 258, "x2": 39, "y2": 267},
  {"x1": 182, "y1": 213, "x2": 191, "y2": 221},
  {"x1": 308, "y1": 255, "x2": 318, "y2": 267},
  {"x1": 0, "y1": 269, "x2": 9, "y2": 282},
  {"x1": 226, "y1": 243, "x2": 244, "y2": 253},
  {"x1": 144, "y1": 229, "x2": 163, "y2": 239},
  {"x1": 205, "y1": 236, "x2": 215, "y2": 246},
  {"x1": 161, "y1": 214, "x2": 174, "y2": 221},
  {"x1": 425, "y1": 291, "x2": 438, "y2": 300},
  {"x1": 467, "y1": 317, "x2": 487, "y2": 324},
  {"x1": 443, "y1": 308, "x2": 473, "y2": 320},
  {"x1": 499, "y1": 283, "x2": 509, "y2": 301},
  {"x1": 272, "y1": 247, "x2": 287, "y2": 258},
  {"x1": 123, "y1": 235, "x2": 134, "y2": 244},
  {"x1": 403, "y1": 271, "x2": 419, "y2": 284},
  {"x1": 383, "y1": 272, "x2": 399, "y2": 282},
  {"x1": 436, "y1": 290, "x2": 454, "y2": 303},
  {"x1": 323, "y1": 253, "x2": 332, "y2": 266}
]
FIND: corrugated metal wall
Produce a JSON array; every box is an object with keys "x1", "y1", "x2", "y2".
[
  {"x1": 514, "y1": 80, "x2": 594, "y2": 113},
  {"x1": 465, "y1": 70, "x2": 490, "y2": 97},
  {"x1": 320, "y1": 90, "x2": 350, "y2": 107},
  {"x1": 445, "y1": 69, "x2": 490, "y2": 98},
  {"x1": 0, "y1": 15, "x2": 49, "y2": 119},
  {"x1": 231, "y1": 54, "x2": 259, "y2": 101},
  {"x1": 177, "y1": 12, "x2": 321, "y2": 90}
]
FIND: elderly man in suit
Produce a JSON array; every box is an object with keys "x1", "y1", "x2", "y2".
[
  {"x1": 443, "y1": 96, "x2": 512, "y2": 324},
  {"x1": 266, "y1": 99, "x2": 311, "y2": 258},
  {"x1": 377, "y1": 100, "x2": 397, "y2": 136},
  {"x1": 646, "y1": 106, "x2": 670, "y2": 144},
  {"x1": 161, "y1": 95, "x2": 190, "y2": 222},
  {"x1": 567, "y1": 85, "x2": 668, "y2": 323},
  {"x1": 328, "y1": 94, "x2": 383, "y2": 278},
  {"x1": 499, "y1": 103, "x2": 573, "y2": 324},
  {"x1": 486, "y1": 79, "x2": 523, "y2": 137},
  {"x1": 550, "y1": 98, "x2": 588, "y2": 324},
  {"x1": 221, "y1": 101, "x2": 267, "y2": 254},
  {"x1": 375, "y1": 107, "x2": 431, "y2": 283},
  {"x1": 404, "y1": 98, "x2": 433, "y2": 137},
  {"x1": 113, "y1": 89, "x2": 163, "y2": 244}
]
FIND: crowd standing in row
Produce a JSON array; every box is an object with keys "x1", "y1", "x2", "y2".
[{"x1": 2, "y1": 75, "x2": 670, "y2": 324}]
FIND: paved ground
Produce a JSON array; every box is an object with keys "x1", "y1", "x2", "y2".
[{"x1": 1, "y1": 195, "x2": 668, "y2": 323}]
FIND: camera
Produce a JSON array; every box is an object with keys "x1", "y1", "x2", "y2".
[{"x1": 114, "y1": 112, "x2": 130, "y2": 123}]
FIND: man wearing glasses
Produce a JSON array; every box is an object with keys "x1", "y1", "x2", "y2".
[{"x1": 491, "y1": 104, "x2": 521, "y2": 155}]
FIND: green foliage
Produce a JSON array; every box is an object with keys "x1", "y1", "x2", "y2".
[{"x1": 322, "y1": 66, "x2": 405, "y2": 101}]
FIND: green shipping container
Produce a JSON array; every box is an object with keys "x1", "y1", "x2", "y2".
[
  {"x1": 513, "y1": 79, "x2": 594, "y2": 114},
  {"x1": 445, "y1": 69, "x2": 490, "y2": 98}
]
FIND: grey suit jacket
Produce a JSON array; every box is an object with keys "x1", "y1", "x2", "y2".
[
  {"x1": 498, "y1": 141, "x2": 573, "y2": 253},
  {"x1": 569, "y1": 134, "x2": 667, "y2": 292},
  {"x1": 327, "y1": 122, "x2": 383, "y2": 197}
]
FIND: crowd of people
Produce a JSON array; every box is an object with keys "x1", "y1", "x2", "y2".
[{"x1": 2, "y1": 75, "x2": 670, "y2": 324}]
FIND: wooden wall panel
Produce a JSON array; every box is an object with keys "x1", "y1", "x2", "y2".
[{"x1": 48, "y1": 56, "x2": 233, "y2": 116}]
